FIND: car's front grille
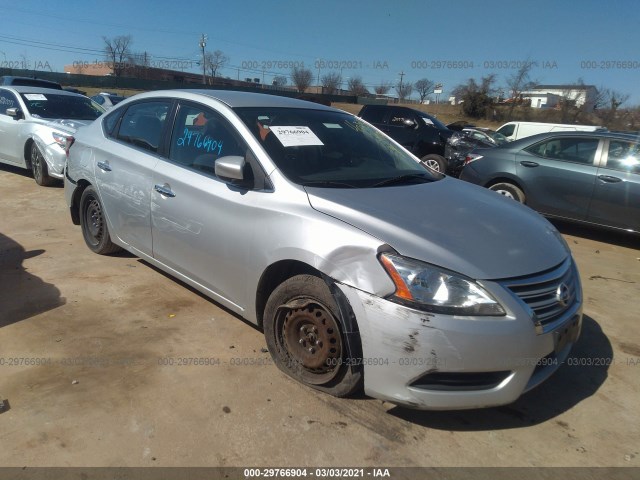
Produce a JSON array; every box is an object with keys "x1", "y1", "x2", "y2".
[{"x1": 502, "y1": 259, "x2": 579, "y2": 327}]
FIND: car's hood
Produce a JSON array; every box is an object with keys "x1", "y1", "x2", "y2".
[{"x1": 305, "y1": 177, "x2": 568, "y2": 280}]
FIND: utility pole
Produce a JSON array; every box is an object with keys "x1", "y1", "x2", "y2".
[
  {"x1": 398, "y1": 71, "x2": 405, "y2": 103},
  {"x1": 199, "y1": 34, "x2": 207, "y2": 85}
]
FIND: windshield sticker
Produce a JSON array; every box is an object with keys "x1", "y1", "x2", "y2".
[
  {"x1": 323, "y1": 123, "x2": 342, "y2": 129},
  {"x1": 422, "y1": 118, "x2": 434, "y2": 126},
  {"x1": 270, "y1": 126, "x2": 324, "y2": 147},
  {"x1": 0, "y1": 97, "x2": 15, "y2": 107},
  {"x1": 24, "y1": 94, "x2": 48, "y2": 101}
]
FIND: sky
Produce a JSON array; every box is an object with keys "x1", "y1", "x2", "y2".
[{"x1": 1, "y1": 0, "x2": 639, "y2": 104}]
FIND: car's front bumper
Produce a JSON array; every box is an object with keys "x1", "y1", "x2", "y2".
[
  {"x1": 336, "y1": 260, "x2": 582, "y2": 410},
  {"x1": 40, "y1": 142, "x2": 66, "y2": 178}
]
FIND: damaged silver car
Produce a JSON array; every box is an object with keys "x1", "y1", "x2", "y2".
[
  {"x1": 65, "y1": 90, "x2": 582, "y2": 410},
  {"x1": 0, "y1": 86, "x2": 104, "y2": 185}
]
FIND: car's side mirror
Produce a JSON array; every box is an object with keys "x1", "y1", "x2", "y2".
[
  {"x1": 215, "y1": 155, "x2": 248, "y2": 185},
  {"x1": 6, "y1": 108, "x2": 24, "y2": 120}
]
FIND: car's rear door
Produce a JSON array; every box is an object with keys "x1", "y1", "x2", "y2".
[
  {"x1": 586, "y1": 138, "x2": 640, "y2": 231},
  {"x1": 515, "y1": 135, "x2": 602, "y2": 220},
  {"x1": 95, "y1": 99, "x2": 173, "y2": 256}
]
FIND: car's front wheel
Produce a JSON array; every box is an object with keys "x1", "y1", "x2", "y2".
[
  {"x1": 30, "y1": 143, "x2": 56, "y2": 186},
  {"x1": 488, "y1": 182, "x2": 526, "y2": 203},
  {"x1": 79, "y1": 186, "x2": 121, "y2": 255},
  {"x1": 263, "y1": 274, "x2": 362, "y2": 397},
  {"x1": 421, "y1": 154, "x2": 447, "y2": 173}
]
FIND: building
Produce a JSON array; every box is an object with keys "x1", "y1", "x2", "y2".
[{"x1": 522, "y1": 84, "x2": 599, "y2": 111}]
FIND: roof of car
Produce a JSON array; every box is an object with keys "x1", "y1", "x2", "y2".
[
  {"x1": 0, "y1": 85, "x2": 83, "y2": 96},
  {"x1": 504, "y1": 130, "x2": 638, "y2": 148},
  {"x1": 153, "y1": 89, "x2": 339, "y2": 111}
]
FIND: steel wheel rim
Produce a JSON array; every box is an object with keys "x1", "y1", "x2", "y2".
[
  {"x1": 84, "y1": 196, "x2": 104, "y2": 246},
  {"x1": 494, "y1": 189, "x2": 515, "y2": 199},
  {"x1": 279, "y1": 301, "x2": 342, "y2": 384}
]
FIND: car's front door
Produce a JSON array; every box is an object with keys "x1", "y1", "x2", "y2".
[
  {"x1": 384, "y1": 108, "x2": 421, "y2": 154},
  {"x1": 96, "y1": 99, "x2": 172, "y2": 257},
  {"x1": 516, "y1": 136, "x2": 602, "y2": 220},
  {"x1": 587, "y1": 138, "x2": 640, "y2": 231},
  {"x1": 150, "y1": 101, "x2": 262, "y2": 311}
]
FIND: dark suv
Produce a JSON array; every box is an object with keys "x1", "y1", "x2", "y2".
[
  {"x1": 0, "y1": 76, "x2": 62, "y2": 90},
  {"x1": 358, "y1": 105, "x2": 453, "y2": 172}
]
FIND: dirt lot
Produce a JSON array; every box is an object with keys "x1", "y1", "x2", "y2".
[{"x1": 0, "y1": 165, "x2": 638, "y2": 468}]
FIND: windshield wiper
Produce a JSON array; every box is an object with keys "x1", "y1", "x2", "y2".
[
  {"x1": 301, "y1": 180, "x2": 359, "y2": 189},
  {"x1": 370, "y1": 173, "x2": 434, "y2": 188}
]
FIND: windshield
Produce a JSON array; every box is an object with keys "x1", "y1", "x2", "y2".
[
  {"x1": 235, "y1": 107, "x2": 439, "y2": 188},
  {"x1": 417, "y1": 112, "x2": 448, "y2": 131},
  {"x1": 20, "y1": 93, "x2": 105, "y2": 120}
]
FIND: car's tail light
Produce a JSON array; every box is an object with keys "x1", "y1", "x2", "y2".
[
  {"x1": 65, "y1": 136, "x2": 75, "y2": 159},
  {"x1": 464, "y1": 153, "x2": 484, "y2": 165}
]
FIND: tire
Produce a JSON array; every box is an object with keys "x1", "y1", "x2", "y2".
[
  {"x1": 263, "y1": 274, "x2": 363, "y2": 397},
  {"x1": 421, "y1": 154, "x2": 447, "y2": 173},
  {"x1": 30, "y1": 143, "x2": 56, "y2": 186},
  {"x1": 489, "y1": 182, "x2": 526, "y2": 203},
  {"x1": 79, "y1": 186, "x2": 121, "y2": 255}
]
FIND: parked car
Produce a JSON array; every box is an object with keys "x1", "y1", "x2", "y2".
[
  {"x1": 460, "y1": 131, "x2": 640, "y2": 233},
  {"x1": 0, "y1": 86, "x2": 105, "y2": 185},
  {"x1": 496, "y1": 121, "x2": 605, "y2": 142},
  {"x1": 90, "y1": 92, "x2": 126, "y2": 110},
  {"x1": 0, "y1": 76, "x2": 62, "y2": 90},
  {"x1": 445, "y1": 127, "x2": 508, "y2": 176},
  {"x1": 358, "y1": 104, "x2": 453, "y2": 173},
  {"x1": 446, "y1": 120, "x2": 475, "y2": 131},
  {"x1": 65, "y1": 90, "x2": 582, "y2": 410}
]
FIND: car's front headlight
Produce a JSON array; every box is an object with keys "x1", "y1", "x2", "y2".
[{"x1": 379, "y1": 253, "x2": 506, "y2": 316}]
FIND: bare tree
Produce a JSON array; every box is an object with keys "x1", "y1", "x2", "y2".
[
  {"x1": 414, "y1": 78, "x2": 435, "y2": 103},
  {"x1": 103, "y1": 35, "x2": 133, "y2": 77},
  {"x1": 204, "y1": 50, "x2": 229, "y2": 84},
  {"x1": 347, "y1": 76, "x2": 368, "y2": 96},
  {"x1": 272, "y1": 75, "x2": 288, "y2": 87},
  {"x1": 595, "y1": 88, "x2": 630, "y2": 127},
  {"x1": 395, "y1": 82, "x2": 413, "y2": 102},
  {"x1": 374, "y1": 82, "x2": 392, "y2": 96},
  {"x1": 505, "y1": 61, "x2": 536, "y2": 118},
  {"x1": 321, "y1": 72, "x2": 342, "y2": 94},
  {"x1": 291, "y1": 66, "x2": 313, "y2": 93}
]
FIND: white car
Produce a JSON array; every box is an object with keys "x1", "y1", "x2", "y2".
[{"x1": 0, "y1": 86, "x2": 104, "y2": 185}]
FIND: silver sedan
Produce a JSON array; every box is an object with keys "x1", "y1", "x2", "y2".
[
  {"x1": 0, "y1": 86, "x2": 104, "y2": 185},
  {"x1": 65, "y1": 90, "x2": 583, "y2": 410}
]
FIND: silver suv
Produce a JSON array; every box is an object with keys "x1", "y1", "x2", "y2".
[{"x1": 65, "y1": 90, "x2": 582, "y2": 409}]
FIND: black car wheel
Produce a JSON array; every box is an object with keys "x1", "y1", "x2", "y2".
[
  {"x1": 263, "y1": 274, "x2": 362, "y2": 397},
  {"x1": 30, "y1": 143, "x2": 56, "y2": 186},
  {"x1": 489, "y1": 182, "x2": 526, "y2": 203},
  {"x1": 79, "y1": 186, "x2": 121, "y2": 255}
]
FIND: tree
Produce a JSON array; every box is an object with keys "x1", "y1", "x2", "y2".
[
  {"x1": 374, "y1": 82, "x2": 392, "y2": 96},
  {"x1": 103, "y1": 35, "x2": 133, "y2": 77},
  {"x1": 291, "y1": 66, "x2": 313, "y2": 93},
  {"x1": 395, "y1": 82, "x2": 413, "y2": 102},
  {"x1": 452, "y1": 74, "x2": 496, "y2": 119},
  {"x1": 414, "y1": 78, "x2": 435, "y2": 103},
  {"x1": 321, "y1": 72, "x2": 342, "y2": 94},
  {"x1": 272, "y1": 75, "x2": 288, "y2": 87},
  {"x1": 505, "y1": 61, "x2": 536, "y2": 118},
  {"x1": 347, "y1": 76, "x2": 368, "y2": 96},
  {"x1": 594, "y1": 88, "x2": 630, "y2": 127},
  {"x1": 204, "y1": 50, "x2": 229, "y2": 84}
]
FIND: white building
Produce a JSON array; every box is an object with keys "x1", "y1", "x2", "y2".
[{"x1": 522, "y1": 84, "x2": 598, "y2": 111}]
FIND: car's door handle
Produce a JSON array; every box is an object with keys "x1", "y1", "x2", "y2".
[
  {"x1": 598, "y1": 175, "x2": 622, "y2": 183},
  {"x1": 154, "y1": 184, "x2": 176, "y2": 198},
  {"x1": 520, "y1": 161, "x2": 539, "y2": 167},
  {"x1": 97, "y1": 161, "x2": 112, "y2": 172}
]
